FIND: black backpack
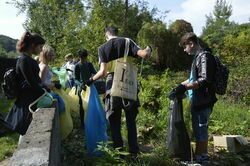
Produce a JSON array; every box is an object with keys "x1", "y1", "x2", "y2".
[
  {"x1": 1, "y1": 68, "x2": 19, "y2": 100},
  {"x1": 214, "y1": 56, "x2": 229, "y2": 95}
]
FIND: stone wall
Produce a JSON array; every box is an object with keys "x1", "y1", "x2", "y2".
[{"x1": 8, "y1": 103, "x2": 60, "y2": 166}]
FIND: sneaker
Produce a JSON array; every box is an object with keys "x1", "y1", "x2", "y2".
[
  {"x1": 145, "y1": 45, "x2": 152, "y2": 58},
  {"x1": 201, "y1": 154, "x2": 209, "y2": 161},
  {"x1": 196, "y1": 154, "x2": 209, "y2": 164}
]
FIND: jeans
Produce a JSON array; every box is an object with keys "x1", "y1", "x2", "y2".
[{"x1": 191, "y1": 107, "x2": 212, "y2": 142}]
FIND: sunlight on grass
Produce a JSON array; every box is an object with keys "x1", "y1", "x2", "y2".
[{"x1": 0, "y1": 133, "x2": 19, "y2": 161}]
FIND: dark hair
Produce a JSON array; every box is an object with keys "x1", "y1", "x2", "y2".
[
  {"x1": 77, "y1": 49, "x2": 88, "y2": 58},
  {"x1": 179, "y1": 32, "x2": 198, "y2": 47},
  {"x1": 16, "y1": 31, "x2": 45, "y2": 53},
  {"x1": 105, "y1": 25, "x2": 119, "y2": 36}
]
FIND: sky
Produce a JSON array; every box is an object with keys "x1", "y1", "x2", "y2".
[{"x1": 0, "y1": 0, "x2": 250, "y2": 39}]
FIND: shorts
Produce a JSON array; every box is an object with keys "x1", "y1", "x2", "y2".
[{"x1": 191, "y1": 107, "x2": 212, "y2": 142}]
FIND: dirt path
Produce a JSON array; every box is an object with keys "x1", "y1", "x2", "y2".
[{"x1": 0, "y1": 158, "x2": 10, "y2": 166}]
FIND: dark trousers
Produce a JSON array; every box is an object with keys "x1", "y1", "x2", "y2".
[
  {"x1": 108, "y1": 103, "x2": 139, "y2": 154},
  {"x1": 78, "y1": 91, "x2": 84, "y2": 128}
]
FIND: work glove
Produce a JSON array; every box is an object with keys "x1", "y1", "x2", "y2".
[
  {"x1": 85, "y1": 76, "x2": 94, "y2": 86},
  {"x1": 54, "y1": 82, "x2": 62, "y2": 89},
  {"x1": 168, "y1": 84, "x2": 186, "y2": 99},
  {"x1": 81, "y1": 84, "x2": 87, "y2": 91}
]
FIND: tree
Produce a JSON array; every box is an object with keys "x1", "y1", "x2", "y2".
[
  {"x1": 82, "y1": 0, "x2": 154, "y2": 64},
  {"x1": 169, "y1": 19, "x2": 193, "y2": 38},
  {"x1": 12, "y1": 0, "x2": 87, "y2": 58},
  {"x1": 201, "y1": 0, "x2": 235, "y2": 55},
  {"x1": 137, "y1": 21, "x2": 190, "y2": 70}
]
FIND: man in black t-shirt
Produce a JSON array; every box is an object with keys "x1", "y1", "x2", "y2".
[{"x1": 87, "y1": 25, "x2": 151, "y2": 156}]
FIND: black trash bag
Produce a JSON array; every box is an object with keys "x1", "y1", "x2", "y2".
[{"x1": 167, "y1": 92, "x2": 192, "y2": 161}]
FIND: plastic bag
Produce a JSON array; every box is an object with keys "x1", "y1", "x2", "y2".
[
  {"x1": 167, "y1": 95, "x2": 192, "y2": 161},
  {"x1": 53, "y1": 88, "x2": 73, "y2": 140},
  {"x1": 68, "y1": 87, "x2": 80, "y2": 112},
  {"x1": 84, "y1": 85, "x2": 108, "y2": 155},
  {"x1": 52, "y1": 67, "x2": 67, "y2": 89}
]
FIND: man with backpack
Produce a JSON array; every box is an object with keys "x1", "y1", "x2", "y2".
[{"x1": 174, "y1": 32, "x2": 217, "y2": 164}]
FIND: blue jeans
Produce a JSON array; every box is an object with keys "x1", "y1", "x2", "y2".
[{"x1": 191, "y1": 107, "x2": 212, "y2": 142}]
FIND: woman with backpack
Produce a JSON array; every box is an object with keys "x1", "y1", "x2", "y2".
[{"x1": 4, "y1": 31, "x2": 46, "y2": 136}]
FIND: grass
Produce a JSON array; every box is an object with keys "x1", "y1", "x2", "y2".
[
  {"x1": 0, "y1": 89, "x2": 249, "y2": 164},
  {"x1": 0, "y1": 96, "x2": 18, "y2": 162},
  {"x1": 0, "y1": 134, "x2": 19, "y2": 161}
]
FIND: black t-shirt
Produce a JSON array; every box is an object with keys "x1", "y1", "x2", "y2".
[{"x1": 98, "y1": 37, "x2": 140, "y2": 63}]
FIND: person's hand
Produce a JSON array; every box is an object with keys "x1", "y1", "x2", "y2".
[
  {"x1": 85, "y1": 76, "x2": 94, "y2": 86},
  {"x1": 168, "y1": 84, "x2": 186, "y2": 99},
  {"x1": 145, "y1": 45, "x2": 152, "y2": 58},
  {"x1": 54, "y1": 82, "x2": 62, "y2": 89},
  {"x1": 81, "y1": 84, "x2": 87, "y2": 91}
]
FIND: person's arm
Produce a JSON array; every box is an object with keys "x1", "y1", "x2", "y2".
[
  {"x1": 39, "y1": 64, "x2": 54, "y2": 89},
  {"x1": 129, "y1": 39, "x2": 151, "y2": 59},
  {"x1": 92, "y1": 62, "x2": 107, "y2": 81}
]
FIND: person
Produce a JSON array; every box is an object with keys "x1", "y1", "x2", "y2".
[
  {"x1": 39, "y1": 45, "x2": 64, "y2": 112},
  {"x1": 62, "y1": 53, "x2": 75, "y2": 88},
  {"x1": 39, "y1": 45, "x2": 62, "y2": 89},
  {"x1": 4, "y1": 31, "x2": 45, "y2": 136},
  {"x1": 74, "y1": 49, "x2": 97, "y2": 127},
  {"x1": 85, "y1": 25, "x2": 152, "y2": 157},
  {"x1": 176, "y1": 32, "x2": 217, "y2": 163}
]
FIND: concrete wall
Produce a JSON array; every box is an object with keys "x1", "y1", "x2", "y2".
[{"x1": 8, "y1": 103, "x2": 61, "y2": 166}]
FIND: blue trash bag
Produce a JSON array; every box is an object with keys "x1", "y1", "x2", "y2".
[
  {"x1": 49, "y1": 92, "x2": 66, "y2": 114},
  {"x1": 85, "y1": 84, "x2": 108, "y2": 155}
]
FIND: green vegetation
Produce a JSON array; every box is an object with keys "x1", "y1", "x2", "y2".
[
  {"x1": 0, "y1": 0, "x2": 249, "y2": 165},
  {"x1": 0, "y1": 98, "x2": 18, "y2": 161}
]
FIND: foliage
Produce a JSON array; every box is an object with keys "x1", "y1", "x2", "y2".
[
  {"x1": 169, "y1": 19, "x2": 193, "y2": 38},
  {"x1": 209, "y1": 101, "x2": 250, "y2": 136},
  {"x1": 95, "y1": 142, "x2": 129, "y2": 165},
  {"x1": 83, "y1": 0, "x2": 154, "y2": 64},
  {"x1": 0, "y1": 133, "x2": 19, "y2": 161},
  {"x1": 0, "y1": 35, "x2": 17, "y2": 52},
  {"x1": 0, "y1": 47, "x2": 8, "y2": 57},
  {"x1": 201, "y1": 0, "x2": 235, "y2": 55},
  {"x1": 12, "y1": 0, "x2": 87, "y2": 59}
]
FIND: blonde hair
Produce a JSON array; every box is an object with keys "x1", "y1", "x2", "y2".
[{"x1": 40, "y1": 45, "x2": 55, "y2": 64}]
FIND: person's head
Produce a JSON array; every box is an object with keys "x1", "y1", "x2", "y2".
[
  {"x1": 65, "y1": 53, "x2": 73, "y2": 62},
  {"x1": 179, "y1": 32, "x2": 200, "y2": 55},
  {"x1": 40, "y1": 45, "x2": 55, "y2": 64},
  {"x1": 105, "y1": 25, "x2": 119, "y2": 41},
  {"x1": 77, "y1": 49, "x2": 88, "y2": 62},
  {"x1": 16, "y1": 31, "x2": 45, "y2": 55}
]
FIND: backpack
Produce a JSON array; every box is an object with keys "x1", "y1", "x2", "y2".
[
  {"x1": 214, "y1": 56, "x2": 229, "y2": 95},
  {"x1": 1, "y1": 68, "x2": 19, "y2": 100}
]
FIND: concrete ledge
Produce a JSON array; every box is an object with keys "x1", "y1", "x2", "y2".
[{"x1": 8, "y1": 103, "x2": 61, "y2": 166}]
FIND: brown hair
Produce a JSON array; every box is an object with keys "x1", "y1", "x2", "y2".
[
  {"x1": 16, "y1": 31, "x2": 45, "y2": 53},
  {"x1": 179, "y1": 32, "x2": 198, "y2": 47}
]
